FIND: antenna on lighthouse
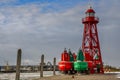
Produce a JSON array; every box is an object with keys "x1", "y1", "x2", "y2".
[{"x1": 88, "y1": 0, "x2": 92, "y2": 8}]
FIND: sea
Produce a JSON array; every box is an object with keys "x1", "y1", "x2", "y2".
[{"x1": 0, "y1": 71, "x2": 120, "y2": 80}]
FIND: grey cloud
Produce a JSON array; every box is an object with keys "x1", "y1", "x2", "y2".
[
  {"x1": 95, "y1": 0, "x2": 120, "y2": 67},
  {"x1": 0, "y1": 3, "x2": 83, "y2": 65}
]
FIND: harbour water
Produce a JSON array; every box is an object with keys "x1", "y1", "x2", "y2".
[{"x1": 0, "y1": 71, "x2": 60, "y2": 80}]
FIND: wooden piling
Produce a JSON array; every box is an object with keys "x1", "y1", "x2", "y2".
[
  {"x1": 15, "y1": 49, "x2": 22, "y2": 80},
  {"x1": 53, "y1": 57, "x2": 56, "y2": 75},
  {"x1": 40, "y1": 54, "x2": 44, "y2": 77}
]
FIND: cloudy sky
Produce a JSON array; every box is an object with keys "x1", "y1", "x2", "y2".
[{"x1": 0, "y1": 0, "x2": 119, "y2": 67}]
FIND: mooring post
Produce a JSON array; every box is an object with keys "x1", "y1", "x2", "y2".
[
  {"x1": 40, "y1": 54, "x2": 44, "y2": 77},
  {"x1": 53, "y1": 57, "x2": 56, "y2": 75},
  {"x1": 15, "y1": 49, "x2": 22, "y2": 80}
]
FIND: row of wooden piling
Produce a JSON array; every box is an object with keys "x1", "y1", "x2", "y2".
[{"x1": 15, "y1": 49, "x2": 56, "y2": 80}]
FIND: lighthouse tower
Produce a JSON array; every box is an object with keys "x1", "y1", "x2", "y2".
[{"x1": 82, "y1": 7, "x2": 104, "y2": 73}]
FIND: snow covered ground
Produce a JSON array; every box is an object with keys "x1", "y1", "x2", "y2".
[
  {"x1": 0, "y1": 71, "x2": 120, "y2": 80},
  {"x1": 105, "y1": 72, "x2": 120, "y2": 79},
  {"x1": 0, "y1": 71, "x2": 60, "y2": 80}
]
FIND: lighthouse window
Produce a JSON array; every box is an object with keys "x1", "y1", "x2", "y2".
[
  {"x1": 90, "y1": 13, "x2": 94, "y2": 16},
  {"x1": 86, "y1": 12, "x2": 94, "y2": 17}
]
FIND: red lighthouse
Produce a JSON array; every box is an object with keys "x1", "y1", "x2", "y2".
[{"x1": 82, "y1": 7, "x2": 104, "y2": 73}]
